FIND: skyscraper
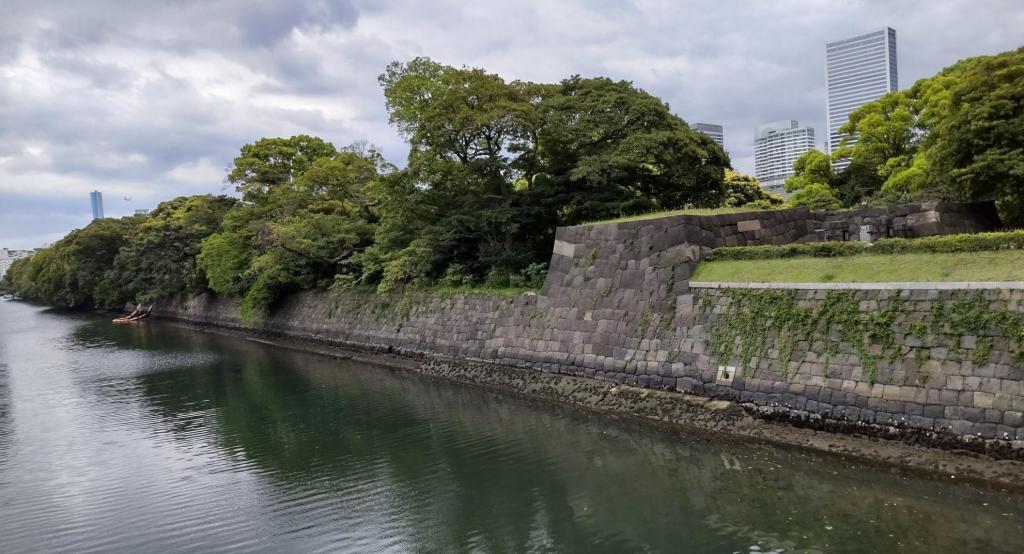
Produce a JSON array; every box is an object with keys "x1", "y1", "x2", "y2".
[
  {"x1": 826, "y1": 28, "x2": 898, "y2": 171},
  {"x1": 753, "y1": 120, "x2": 817, "y2": 196},
  {"x1": 90, "y1": 191, "x2": 104, "y2": 220},
  {"x1": 689, "y1": 122, "x2": 725, "y2": 149}
]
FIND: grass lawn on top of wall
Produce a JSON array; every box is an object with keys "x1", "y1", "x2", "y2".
[{"x1": 690, "y1": 250, "x2": 1024, "y2": 283}]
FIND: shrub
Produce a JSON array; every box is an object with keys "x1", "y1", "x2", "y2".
[{"x1": 706, "y1": 230, "x2": 1024, "y2": 261}]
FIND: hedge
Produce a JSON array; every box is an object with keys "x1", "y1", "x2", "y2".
[{"x1": 706, "y1": 230, "x2": 1024, "y2": 261}]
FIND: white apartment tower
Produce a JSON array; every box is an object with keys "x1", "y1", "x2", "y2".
[
  {"x1": 753, "y1": 120, "x2": 816, "y2": 196},
  {"x1": 826, "y1": 28, "x2": 898, "y2": 171}
]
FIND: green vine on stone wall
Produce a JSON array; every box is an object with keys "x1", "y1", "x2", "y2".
[
  {"x1": 946, "y1": 293, "x2": 1024, "y2": 365},
  {"x1": 704, "y1": 288, "x2": 1024, "y2": 384},
  {"x1": 705, "y1": 289, "x2": 813, "y2": 381},
  {"x1": 706, "y1": 289, "x2": 904, "y2": 383}
]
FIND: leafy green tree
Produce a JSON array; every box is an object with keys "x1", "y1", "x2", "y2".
[
  {"x1": 200, "y1": 140, "x2": 386, "y2": 321},
  {"x1": 372, "y1": 58, "x2": 730, "y2": 289},
  {"x1": 3, "y1": 217, "x2": 140, "y2": 308},
  {"x1": 374, "y1": 58, "x2": 538, "y2": 285},
  {"x1": 927, "y1": 48, "x2": 1024, "y2": 223},
  {"x1": 722, "y1": 170, "x2": 782, "y2": 208},
  {"x1": 228, "y1": 135, "x2": 340, "y2": 203},
  {"x1": 832, "y1": 92, "x2": 918, "y2": 198},
  {"x1": 829, "y1": 46, "x2": 1022, "y2": 222},
  {"x1": 532, "y1": 76, "x2": 730, "y2": 223},
  {"x1": 784, "y1": 150, "x2": 841, "y2": 210},
  {"x1": 97, "y1": 195, "x2": 236, "y2": 306}
]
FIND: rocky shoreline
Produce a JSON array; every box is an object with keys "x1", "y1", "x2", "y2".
[{"x1": 159, "y1": 316, "x2": 1024, "y2": 490}]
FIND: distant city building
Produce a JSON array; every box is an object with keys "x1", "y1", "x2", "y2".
[
  {"x1": 134, "y1": 209, "x2": 149, "y2": 216},
  {"x1": 826, "y1": 28, "x2": 898, "y2": 171},
  {"x1": 90, "y1": 190, "x2": 104, "y2": 220},
  {"x1": 689, "y1": 122, "x2": 725, "y2": 149},
  {"x1": 0, "y1": 248, "x2": 33, "y2": 281},
  {"x1": 753, "y1": 120, "x2": 817, "y2": 196}
]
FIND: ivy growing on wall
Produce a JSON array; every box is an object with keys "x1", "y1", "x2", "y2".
[
  {"x1": 699, "y1": 289, "x2": 1024, "y2": 384},
  {"x1": 700, "y1": 289, "x2": 903, "y2": 383}
]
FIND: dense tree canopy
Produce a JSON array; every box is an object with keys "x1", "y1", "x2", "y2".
[
  {"x1": 97, "y1": 195, "x2": 236, "y2": 306},
  {"x1": 368, "y1": 58, "x2": 730, "y2": 291},
  {"x1": 12, "y1": 49, "x2": 1022, "y2": 317},
  {"x1": 2, "y1": 217, "x2": 140, "y2": 308},
  {"x1": 828, "y1": 47, "x2": 1024, "y2": 223},
  {"x1": 199, "y1": 143, "x2": 387, "y2": 320}
]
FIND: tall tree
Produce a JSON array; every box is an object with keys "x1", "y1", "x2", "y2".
[
  {"x1": 96, "y1": 195, "x2": 236, "y2": 306},
  {"x1": 927, "y1": 48, "x2": 1024, "y2": 223},
  {"x1": 784, "y1": 150, "x2": 841, "y2": 210},
  {"x1": 201, "y1": 140, "x2": 387, "y2": 321},
  {"x1": 2, "y1": 217, "x2": 139, "y2": 308},
  {"x1": 532, "y1": 76, "x2": 730, "y2": 224},
  {"x1": 373, "y1": 59, "x2": 731, "y2": 290}
]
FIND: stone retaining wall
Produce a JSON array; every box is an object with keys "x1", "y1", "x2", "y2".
[
  {"x1": 161, "y1": 281, "x2": 1024, "y2": 448},
  {"x1": 156, "y1": 200, "x2": 1021, "y2": 449}
]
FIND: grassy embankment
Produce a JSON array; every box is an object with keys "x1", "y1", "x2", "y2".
[
  {"x1": 692, "y1": 230, "x2": 1024, "y2": 283},
  {"x1": 692, "y1": 250, "x2": 1024, "y2": 283},
  {"x1": 584, "y1": 206, "x2": 775, "y2": 225}
]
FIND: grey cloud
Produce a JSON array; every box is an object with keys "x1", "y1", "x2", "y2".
[{"x1": 2, "y1": 0, "x2": 1023, "y2": 250}]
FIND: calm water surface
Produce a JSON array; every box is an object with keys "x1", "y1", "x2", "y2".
[{"x1": 0, "y1": 299, "x2": 1022, "y2": 553}]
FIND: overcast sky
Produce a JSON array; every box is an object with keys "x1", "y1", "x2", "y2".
[{"x1": 1, "y1": 0, "x2": 1021, "y2": 249}]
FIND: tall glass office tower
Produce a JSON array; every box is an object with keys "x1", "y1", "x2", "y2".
[
  {"x1": 90, "y1": 190, "x2": 104, "y2": 220},
  {"x1": 826, "y1": 28, "x2": 897, "y2": 171}
]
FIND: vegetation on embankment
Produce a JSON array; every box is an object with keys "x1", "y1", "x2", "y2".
[
  {"x1": 694, "y1": 230, "x2": 1024, "y2": 283},
  {"x1": 780, "y1": 47, "x2": 1024, "y2": 219},
  {"x1": 706, "y1": 230, "x2": 1024, "y2": 261},
  {"x1": 5, "y1": 47, "x2": 1024, "y2": 318},
  {"x1": 692, "y1": 250, "x2": 1024, "y2": 283}
]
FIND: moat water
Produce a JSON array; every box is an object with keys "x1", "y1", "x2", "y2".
[{"x1": 0, "y1": 299, "x2": 1022, "y2": 553}]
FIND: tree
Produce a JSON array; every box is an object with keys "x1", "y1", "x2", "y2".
[
  {"x1": 722, "y1": 170, "x2": 782, "y2": 208},
  {"x1": 927, "y1": 48, "x2": 1024, "y2": 224},
  {"x1": 2, "y1": 217, "x2": 140, "y2": 308},
  {"x1": 832, "y1": 92, "x2": 918, "y2": 201},
  {"x1": 375, "y1": 58, "x2": 537, "y2": 283},
  {"x1": 784, "y1": 150, "x2": 841, "y2": 210},
  {"x1": 200, "y1": 140, "x2": 386, "y2": 321},
  {"x1": 372, "y1": 59, "x2": 731, "y2": 289},
  {"x1": 827, "y1": 46, "x2": 1023, "y2": 221},
  {"x1": 228, "y1": 135, "x2": 339, "y2": 203},
  {"x1": 97, "y1": 195, "x2": 236, "y2": 306},
  {"x1": 533, "y1": 76, "x2": 731, "y2": 224}
]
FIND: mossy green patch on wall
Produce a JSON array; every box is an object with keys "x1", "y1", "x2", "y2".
[{"x1": 697, "y1": 287, "x2": 1024, "y2": 385}]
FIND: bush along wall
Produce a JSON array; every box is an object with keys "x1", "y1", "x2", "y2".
[{"x1": 706, "y1": 229, "x2": 1024, "y2": 261}]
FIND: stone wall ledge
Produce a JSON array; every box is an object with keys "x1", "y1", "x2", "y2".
[{"x1": 689, "y1": 281, "x2": 1024, "y2": 290}]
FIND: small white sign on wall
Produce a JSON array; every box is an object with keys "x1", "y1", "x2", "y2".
[
  {"x1": 859, "y1": 224, "x2": 872, "y2": 243},
  {"x1": 716, "y1": 365, "x2": 736, "y2": 386}
]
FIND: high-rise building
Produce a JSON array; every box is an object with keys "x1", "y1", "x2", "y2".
[
  {"x1": 689, "y1": 122, "x2": 725, "y2": 149},
  {"x1": 753, "y1": 120, "x2": 817, "y2": 196},
  {"x1": 90, "y1": 191, "x2": 104, "y2": 220},
  {"x1": 826, "y1": 28, "x2": 898, "y2": 171},
  {"x1": 0, "y1": 248, "x2": 33, "y2": 281}
]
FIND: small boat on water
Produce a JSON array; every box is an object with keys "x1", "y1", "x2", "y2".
[{"x1": 113, "y1": 304, "x2": 153, "y2": 324}]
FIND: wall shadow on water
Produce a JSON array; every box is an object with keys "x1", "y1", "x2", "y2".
[{"x1": 69, "y1": 318, "x2": 1024, "y2": 553}]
